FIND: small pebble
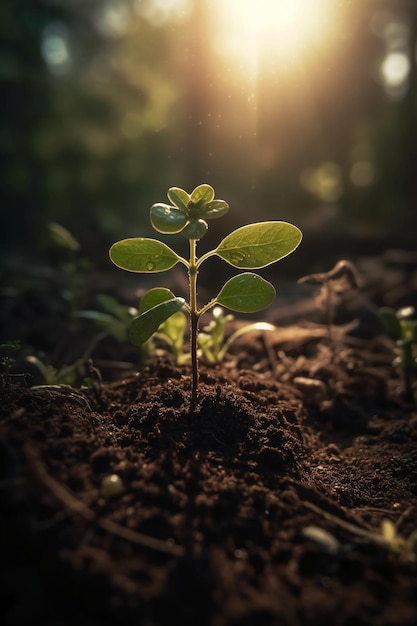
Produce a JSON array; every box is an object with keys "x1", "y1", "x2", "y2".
[
  {"x1": 302, "y1": 525, "x2": 340, "y2": 554},
  {"x1": 293, "y1": 377, "x2": 327, "y2": 404},
  {"x1": 101, "y1": 474, "x2": 124, "y2": 496}
]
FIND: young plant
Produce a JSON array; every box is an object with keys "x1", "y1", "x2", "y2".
[
  {"x1": 198, "y1": 305, "x2": 275, "y2": 365},
  {"x1": 379, "y1": 305, "x2": 417, "y2": 401},
  {"x1": 298, "y1": 259, "x2": 359, "y2": 344},
  {"x1": 302, "y1": 517, "x2": 417, "y2": 563},
  {"x1": 48, "y1": 222, "x2": 86, "y2": 319},
  {"x1": 109, "y1": 184, "x2": 302, "y2": 404},
  {"x1": 79, "y1": 290, "x2": 189, "y2": 363},
  {"x1": 138, "y1": 288, "x2": 189, "y2": 364},
  {"x1": 78, "y1": 293, "x2": 139, "y2": 343},
  {"x1": 25, "y1": 354, "x2": 83, "y2": 386}
]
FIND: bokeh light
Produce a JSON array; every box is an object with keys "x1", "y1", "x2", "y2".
[
  {"x1": 1, "y1": 0, "x2": 417, "y2": 258},
  {"x1": 212, "y1": 0, "x2": 335, "y2": 77},
  {"x1": 41, "y1": 22, "x2": 72, "y2": 76}
]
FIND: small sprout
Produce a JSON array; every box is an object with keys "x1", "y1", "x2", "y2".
[
  {"x1": 25, "y1": 354, "x2": 82, "y2": 386},
  {"x1": 109, "y1": 184, "x2": 302, "y2": 404},
  {"x1": 48, "y1": 222, "x2": 81, "y2": 253},
  {"x1": 379, "y1": 518, "x2": 417, "y2": 562},
  {"x1": 298, "y1": 259, "x2": 359, "y2": 346},
  {"x1": 48, "y1": 222, "x2": 84, "y2": 319},
  {"x1": 198, "y1": 305, "x2": 275, "y2": 364},
  {"x1": 381, "y1": 518, "x2": 397, "y2": 544},
  {"x1": 379, "y1": 305, "x2": 417, "y2": 401},
  {"x1": 303, "y1": 501, "x2": 417, "y2": 562},
  {"x1": 138, "y1": 288, "x2": 189, "y2": 364},
  {"x1": 101, "y1": 474, "x2": 124, "y2": 497},
  {"x1": 78, "y1": 293, "x2": 139, "y2": 343}
]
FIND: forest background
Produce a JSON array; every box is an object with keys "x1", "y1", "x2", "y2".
[{"x1": 0, "y1": 0, "x2": 416, "y2": 274}]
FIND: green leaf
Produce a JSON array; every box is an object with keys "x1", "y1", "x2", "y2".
[
  {"x1": 95, "y1": 293, "x2": 132, "y2": 322},
  {"x1": 190, "y1": 184, "x2": 215, "y2": 205},
  {"x1": 379, "y1": 307, "x2": 402, "y2": 339},
  {"x1": 77, "y1": 310, "x2": 116, "y2": 323},
  {"x1": 48, "y1": 222, "x2": 80, "y2": 252},
  {"x1": 109, "y1": 238, "x2": 180, "y2": 272},
  {"x1": 182, "y1": 219, "x2": 208, "y2": 240},
  {"x1": 167, "y1": 187, "x2": 190, "y2": 212},
  {"x1": 150, "y1": 203, "x2": 188, "y2": 234},
  {"x1": 158, "y1": 309, "x2": 187, "y2": 338},
  {"x1": 96, "y1": 293, "x2": 120, "y2": 313},
  {"x1": 129, "y1": 297, "x2": 185, "y2": 345},
  {"x1": 215, "y1": 221, "x2": 302, "y2": 269},
  {"x1": 158, "y1": 310, "x2": 187, "y2": 346},
  {"x1": 139, "y1": 287, "x2": 177, "y2": 314},
  {"x1": 216, "y1": 273, "x2": 276, "y2": 313},
  {"x1": 202, "y1": 200, "x2": 229, "y2": 220}
]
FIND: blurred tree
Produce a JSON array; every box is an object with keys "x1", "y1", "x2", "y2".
[
  {"x1": 1, "y1": 0, "x2": 416, "y2": 268},
  {"x1": 0, "y1": 0, "x2": 188, "y2": 261},
  {"x1": 400, "y1": 0, "x2": 417, "y2": 233}
]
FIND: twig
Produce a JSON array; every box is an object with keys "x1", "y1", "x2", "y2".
[
  {"x1": 24, "y1": 444, "x2": 184, "y2": 557},
  {"x1": 302, "y1": 500, "x2": 386, "y2": 544}
]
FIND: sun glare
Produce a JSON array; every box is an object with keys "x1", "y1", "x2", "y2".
[{"x1": 213, "y1": 0, "x2": 334, "y2": 74}]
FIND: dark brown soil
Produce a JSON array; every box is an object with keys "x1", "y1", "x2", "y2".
[{"x1": 1, "y1": 249, "x2": 417, "y2": 626}]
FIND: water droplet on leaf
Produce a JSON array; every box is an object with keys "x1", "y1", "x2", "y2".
[{"x1": 230, "y1": 251, "x2": 246, "y2": 265}]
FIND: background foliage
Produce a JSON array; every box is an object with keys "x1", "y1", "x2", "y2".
[{"x1": 1, "y1": 0, "x2": 416, "y2": 265}]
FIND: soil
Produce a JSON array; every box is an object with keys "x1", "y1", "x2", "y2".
[{"x1": 1, "y1": 246, "x2": 417, "y2": 626}]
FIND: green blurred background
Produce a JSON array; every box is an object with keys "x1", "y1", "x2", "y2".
[{"x1": 1, "y1": 0, "x2": 416, "y2": 266}]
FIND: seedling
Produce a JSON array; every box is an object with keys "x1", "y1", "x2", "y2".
[
  {"x1": 79, "y1": 291, "x2": 189, "y2": 363},
  {"x1": 379, "y1": 305, "x2": 417, "y2": 401},
  {"x1": 109, "y1": 184, "x2": 302, "y2": 404},
  {"x1": 25, "y1": 354, "x2": 83, "y2": 386},
  {"x1": 303, "y1": 501, "x2": 417, "y2": 562},
  {"x1": 302, "y1": 518, "x2": 417, "y2": 563},
  {"x1": 138, "y1": 288, "x2": 189, "y2": 364},
  {"x1": 298, "y1": 259, "x2": 359, "y2": 344},
  {"x1": 48, "y1": 222, "x2": 86, "y2": 319},
  {"x1": 198, "y1": 305, "x2": 275, "y2": 365},
  {"x1": 379, "y1": 518, "x2": 417, "y2": 562},
  {"x1": 78, "y1": 293, "x2": 139, "y2": 343}
]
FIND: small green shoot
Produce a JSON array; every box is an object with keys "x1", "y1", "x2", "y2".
[
  {"x1": 379, "y1": 305, "x2": 417, "y2": 401},
  {"x1": 198, "y1": 305, "x2": 275, "y2": 364},
  {"x1": 138, "y1": 288, "x2": 189, "y2": 364},
  {"x1": 48, "y1": 222, "x2": 84, "y2": 319},
  {"x1": 302, "y1": 501, "x2": 417, "y2": 563},
  {"x1": 78, "y1": 293, "x2": 139, "y2": 343},
  {"x1": 379, "y1": 518, "x2": 417, "y2": 562},
  {"x1": 109, "y1": 184, "x2": 302, "y2": 404},
  {"x1": 78, "y1": 290, "x2": 188, "y2": 363},
  {"x1": 25, "y1": 354, "x2": 82, "y2": 386}
]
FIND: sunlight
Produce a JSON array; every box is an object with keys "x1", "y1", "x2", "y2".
[
  {"x1": 381, "y1": 51, "x2": 410, "y2": 88},
  {"x1": 134, "y1": 0, "x2": 192, "y2": 27},
  {"x1": 213, "y1": 0, "x2": 334, "y2": 74}
]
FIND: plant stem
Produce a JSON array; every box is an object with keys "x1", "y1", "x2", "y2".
[{"x1": 189, "y1": 239, "x2": 200, "y2": 406}]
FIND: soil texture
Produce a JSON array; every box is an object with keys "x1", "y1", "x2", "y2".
[{"x1": 1, "y1": 248, "x2": 417, "y2": 626}]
